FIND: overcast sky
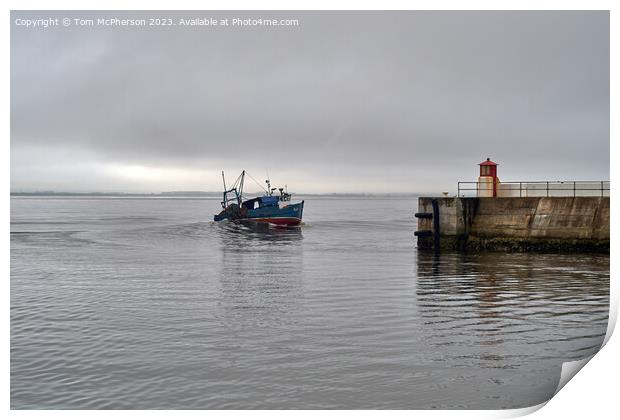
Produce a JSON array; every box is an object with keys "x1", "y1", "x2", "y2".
[{"x1": 11, "y1": 11, "x2": 609, "y2": 193}]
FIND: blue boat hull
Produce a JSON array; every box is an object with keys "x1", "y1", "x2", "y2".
[{"x1": 214, "y1": 201, "x2": 304, "y2": 226}]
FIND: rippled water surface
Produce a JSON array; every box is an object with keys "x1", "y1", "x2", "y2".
[{"x1": 11, "y1": 197, "x2": 609, "y2": 409}]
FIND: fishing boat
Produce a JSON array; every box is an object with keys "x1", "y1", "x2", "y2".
[{"x1": 213, "y1": 170, "x2": 304, "y2": 226}]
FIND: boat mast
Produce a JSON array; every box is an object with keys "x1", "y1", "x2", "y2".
[
  {"x1": 221, "y1": 171, "x2": 227, "y2": 209},
  {"x1": 238, "y1": 170, "x2": 245, "y2": 206}
]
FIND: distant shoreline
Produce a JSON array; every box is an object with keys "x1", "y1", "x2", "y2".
[{"x1": 10, "y1": 191, "x2": 431, "y2": 198}]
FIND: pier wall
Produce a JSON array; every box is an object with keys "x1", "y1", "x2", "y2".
[{"x1": 416, "y1": 197, "x2": 609, "y2": 252}]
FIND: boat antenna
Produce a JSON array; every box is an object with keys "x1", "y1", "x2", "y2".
[{"x1": 221, "y1": 171, "x2": 227, "y2": 191}]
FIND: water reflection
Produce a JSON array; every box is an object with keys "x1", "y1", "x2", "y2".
[
  {"x1": 415, "y1": 251, "x2": 609, "y2": 365},
  {"x1": 215, "y1": 221, "x2": 304, "y2": 329},
  {"x1": 216, "y1": 220, "x2": 303, "y2": 246}
]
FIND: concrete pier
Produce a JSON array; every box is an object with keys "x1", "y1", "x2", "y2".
[{"x1": 416, "y1": 197, "x2": 610, "y2": 252}]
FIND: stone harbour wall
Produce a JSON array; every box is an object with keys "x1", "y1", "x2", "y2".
[{"x1": 416, "y1": 197, "x2": 610, "y2": 252}]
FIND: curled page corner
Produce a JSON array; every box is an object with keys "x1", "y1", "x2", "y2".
[
  {"x1": 494, "y1": 356, "x2": 597, "y2": 419},
  {"x1": 546, "y1": 298, "x2": 616, "y2": 407},
  {"x1": 554, "y1": 355, "x2": 595, "y2": 397},
  {"x1": 602, "y1": 293, "x2": 617, "y2": 347},
  {"x1": 492, "y1": 401, "x2": 548, "y2": 419}
]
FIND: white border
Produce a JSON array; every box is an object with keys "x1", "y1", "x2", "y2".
[{"x1": 4, "y1": 1, "x2": 617, "y2": 419}]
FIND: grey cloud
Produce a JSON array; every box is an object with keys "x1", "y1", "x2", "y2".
[{"x1": 11, "y1": 11, "x2": 609, "y2": 192}]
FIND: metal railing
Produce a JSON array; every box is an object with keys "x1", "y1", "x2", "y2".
[{"x1": 457, "y1": 181, "x2": 610, "y2": 198}]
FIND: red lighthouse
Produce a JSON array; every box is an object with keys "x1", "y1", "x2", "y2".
[{"x1": 478, "y1": 158, "x2": 499, "y2": 197}]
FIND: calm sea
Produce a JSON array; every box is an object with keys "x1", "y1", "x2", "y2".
[{"x1": 10, "y1": 196, "x2": 610, "y2": 409}]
